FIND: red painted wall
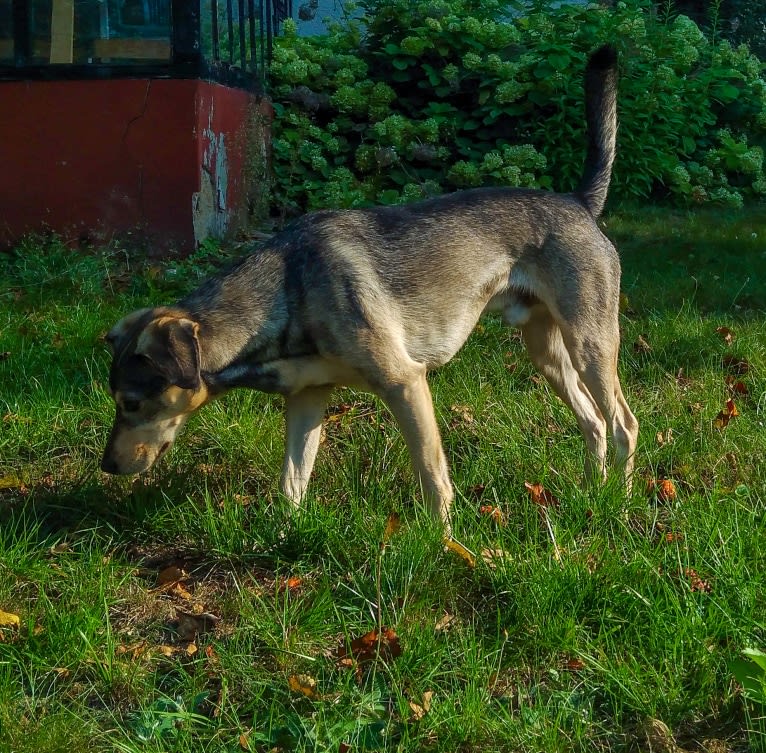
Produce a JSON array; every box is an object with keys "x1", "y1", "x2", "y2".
[{"x1": 0, "y1": 78, "x2": 270, "y2": 254}]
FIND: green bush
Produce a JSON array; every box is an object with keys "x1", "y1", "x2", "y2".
[{"x1": 268, "y1": 0, "x2": 766, "y2": 215}]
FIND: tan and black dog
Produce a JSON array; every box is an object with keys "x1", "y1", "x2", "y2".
[{"x1": 102, "y1": 45, "x2": 638, "y2": 534}]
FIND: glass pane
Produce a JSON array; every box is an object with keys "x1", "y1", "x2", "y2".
[
  {"x1": 26, "y1": 0, "x2": 171, "y2": 65},
  {"x1": 90, "y1": 0, "x2": 171, "y2": 63},
  {"x1": 0, "y1": 0, "x2": 12, "y2": 63}
]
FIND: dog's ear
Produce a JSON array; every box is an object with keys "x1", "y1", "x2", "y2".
[
  {"x1": 135, "y1": 317, "x2": 202, "y2": 390},
  {"x1": 105, "y1": 308, "x2": 154, "y2": 353}
]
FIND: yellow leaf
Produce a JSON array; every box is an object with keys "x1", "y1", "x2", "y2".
[
  {"x1": 288, "y1": 673, "x2": 318, "y2": 698},
  {"x1": 0, "y1": 610, "x2": 20, "y2": 628},
  {"x1": 444, "y1": 537, "x2": 476, "y2": 568},
  {"x1": 382, "y1": 512, "x2": 401, "y2": 546},
  {"x1": 0, "y1": 474, "x2": 23, "y2": 491}
]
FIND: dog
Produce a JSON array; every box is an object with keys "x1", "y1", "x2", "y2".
[{"x1": 101, "y1": 45, "x2": 638, "y2": 535}]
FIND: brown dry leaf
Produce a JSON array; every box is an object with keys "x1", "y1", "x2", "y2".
[
  {"x1": 116, "y1": 641, "x2": 149, "y2": 660},
  {"x1": 449, "y1": 403, "x2": 475, "y2": 427},
  {"x1": 171, "y1": 582, "x2": 193, "y2": 600},
  {"x1": 633, "y1": 334, "x2": 652, "y2": 353},
  {"x1": 434, "y1": 613, "x2": 456, "y2": 633},
  {"x1": 722, "y1": 354, "x2": 750, "y2": 375},
  {"x1": 716, "y1": 326, "x2": 735, "y2": 346},
  {"x1": 681, "y1": 567, "x2": 712, "y2": 593},
  {"x1": 444, "y1": 537, "x2": 476, "y2": 568},
  {"x1": 479, "y1": 504, "x2": 506, "y2": 526},
  {"x1": 339, "y1": 743, "x2": 352, "y2": 753},
  {"x1": 655, "y1": 428, "x2": 673, "y2": 447},
  {"x1": 382, "y1": 512, "x2": 402, "y2": 545},
  {"x1": 524, "y1": 481, "x2": 560, "y2": 509},
  {"x1": 664, "y1": 532, "x2": 684, "y2": 543},
  {"x1": 337, "y1": 627, "x2": 402, "y2": 667},
  {"x1": 288, "y1": 673, "x2": 319, "y2": 699},
  {"x1": 238, "y1": 731, "x2": 251, "y2": 751},
  {"x1": 725, "y1": 376, "x2": 749, "y2": 396},
  {"x1": 175, "y1": 609, "x2": 220, "y2": 641},
  {"x1": 286, "y1": 576, "x2": 303, "y2": 591},
  {"x1": 564, "y1": 656, "x2": 586, "y2": 672},
  {"x1": 156, "y1": 565, "x2": 187, "y2": 587},
  {"x1": 158, "y1": 645, "x2": 176, "y2": 657},
  {"x1": 649, "y1": 478, "x2": 677, "y2": 503},
  {"x1": 714, "y1": 398, "x2": 739, "y2": 429},
  {"x1": 480, "y1": 548, "x2": 512, "y2": 569},
  {"x1": 326, "y1": 402, "x2": 354, "y2": 422},
  {"x1": 0, "y1": 610, "x2": 20, "y2": 629},
  {"x1": 409, "y1": 691, "x2": 433, "y2": 721},
  {"x1": 637, "y1": 717, "x2": 680, "y2": 753},
  {"x1": 185, "y1": 642, "x2": 198, "y2": 656}
]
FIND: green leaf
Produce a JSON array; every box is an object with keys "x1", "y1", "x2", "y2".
[{"x1": 392, "y1": 57, "x2": 414, "y2": 70}]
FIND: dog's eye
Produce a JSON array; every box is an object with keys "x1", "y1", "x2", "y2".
[{"x1": 122, "y1": 399, "x2": 141, "y2": 413}]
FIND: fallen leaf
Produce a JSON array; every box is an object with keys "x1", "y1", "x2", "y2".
[
  {"x1": 434, "y1": 613, "x2": 456, "y2": 633},
  {"x1": 0, "y1": 610, "x2": 20, "y2": 629},
  {"x1": 175, "y1": 609, "x2": 220, "y2": 641},
  {"x1": 479, "y1": 505, "x2": 506, "y2": 525},
  {"x1": 655, "y1": 428, "x2": 673, "y2": 447},
  {"x1": 664, "y1": 532, "x2": 684, "y2": 543},
  {"x1": 288, "y1": 673, "x2": 318, "y2": 698},
  {"x1": 725, "y1": 376, "x2": 749, "y2": 396},
  {"x1": 637, "y1": 717, "x2": 678, "y2": 753},
  {"x1": 633, "y1": 334, "x2": 652, "y2": 353},
  {"x1": 382, "y1": 512, "x2": 401, "y2": 545},
  {"x1": 449, "y1": 403, "x2": 475, "y2": 427},
  {"x1": 714, "y1": 398, "x2": 739, "y2": 429},
  {"x1": 239, "y1": 731, "x2": 251, "y2": 751},
  {"x1": 678, "y1": 567, "x2": 712, "y2": 593},
  {"x1": 444, "y1": 537, "x2": 476, "y2": 568},
  {"x1": 649, "y1": 478, "x2": 677, "y2": 503},
  {"x1": 286, "y1": 576, "x2": 303, "y2": 591},
  {"x1": 480, "y1": 547, "x2": 512, "y2": 569},
  {"x1": 722, "y1": 354, "x2": 750, "y2": 375},
  {"x1": 337, "y1": 627, "x2": 402, "y2": 667},
  {"x1": 564, "y1": 657, "x2": 586, "y2": 671},
  {"x1": 524, "y1": 481, "x2": 560, "y2": 509},
  {"x1": 0, "y1": 473, "x2": 25, "y2": 491},
  {"x1": 716, "y1": 326, "x2": 735, "y2": 346},
  {"x1": 157, "y1": 565, "x2": 187, "y2": 587},
  {"x1": 409, "y1": 700, "x2": 427, "y2": 721},
  {"x1": 326, "y1": 402, "x2": 353, "y2": 422},
  {"x1": 339, "y1": 744, "x2": 351, "y2": 753}
]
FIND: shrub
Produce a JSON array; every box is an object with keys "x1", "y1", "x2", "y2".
[{"x1": 268, "y1": 0, "x2": 766, "y2": 216}]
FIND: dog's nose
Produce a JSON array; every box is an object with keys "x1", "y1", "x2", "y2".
[{"x1": 101, "y1": 455, "x2": 119, "y2": 474}]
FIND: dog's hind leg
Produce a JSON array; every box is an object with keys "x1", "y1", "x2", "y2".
[
  {"x1": 280, "y1": 385, "x2": 334, "y2": 505},
  {"x1": 518, "y1": 306, "x2": 609, "y2": 483},
  {"x1": 375, "y1": 366, "x2": 454, "y2": 534},
  {"x1": 560, "y1": 324, "x2": 638, "y2": 493}
]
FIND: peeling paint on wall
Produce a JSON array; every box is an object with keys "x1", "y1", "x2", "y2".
[{"x1": 193, "y1": 115, "x2": 230, "y2": 245}]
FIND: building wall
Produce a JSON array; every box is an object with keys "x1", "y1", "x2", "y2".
[{"x1": 0, "y1": 78, "x2": 270, "y2": 254}]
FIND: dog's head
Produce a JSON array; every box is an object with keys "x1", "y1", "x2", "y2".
[{"x1": 101, "y1": 308, "x2": 211, "y2": 475}]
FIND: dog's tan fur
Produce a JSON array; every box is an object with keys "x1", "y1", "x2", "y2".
[{"x1": 101, "y1": 46, "x2": 638, "y2": 534}]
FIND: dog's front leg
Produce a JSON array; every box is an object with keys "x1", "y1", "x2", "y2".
[
  {"x1": 280, "y1": 385, "x2": 334, "y2": 505},
  {"x1": 378, "y1": 371, "x2": 454, "y2": 535}
]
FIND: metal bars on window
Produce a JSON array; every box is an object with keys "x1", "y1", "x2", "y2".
[{"x1": 1, "y1": 0, "x2": 293, "y2": 90}]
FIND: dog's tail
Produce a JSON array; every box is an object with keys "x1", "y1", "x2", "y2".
[{"x1": 575, "y1": 44, "x2": 619, "y2": 219}]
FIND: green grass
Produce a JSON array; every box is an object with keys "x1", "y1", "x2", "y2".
[{"x1": 1, "y1": 207, "x2": 765, "y2": 752}]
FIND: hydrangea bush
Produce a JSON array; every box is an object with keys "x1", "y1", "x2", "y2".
[{"x1": 268, "y1": 0, "x2": 766, "y2": 214}]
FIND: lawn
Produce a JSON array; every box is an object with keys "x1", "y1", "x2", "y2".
[{"x1": 1, "y1": 207, "x2": 765, "y2": 753}]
